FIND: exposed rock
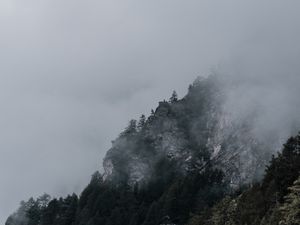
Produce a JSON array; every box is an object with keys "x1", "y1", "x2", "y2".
[{"x1": 103, "y1": 75, "x2": 279, "y2": 186}]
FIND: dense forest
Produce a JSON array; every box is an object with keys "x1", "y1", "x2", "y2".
[
  {"x1": 6, "y1": 134, "x2": 300, "y2": 225},
  {"x1": 6, "y1": 77, "x2": 300, "y2": 225}
]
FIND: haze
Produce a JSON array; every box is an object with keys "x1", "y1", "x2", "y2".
[{"x1": 1, "y1": 0, "x2": 300, "y2": 223}]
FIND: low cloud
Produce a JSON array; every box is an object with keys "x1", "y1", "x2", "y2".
[{"x1": 1, "y1": 0, "x2": 300, "y2": 223}]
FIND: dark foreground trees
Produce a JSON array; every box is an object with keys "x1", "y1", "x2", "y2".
[
  {"x1": 6, "y1": 133, "x2": 300, "y2": 225},
  {"x1": 6, "y1": 164, "x2": 226, "y2": 225},
  {"x1": 188, "y1": 133, "x2": 300, "y2": 225}
]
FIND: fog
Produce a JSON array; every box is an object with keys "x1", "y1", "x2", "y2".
[{"x1": 1, "y1": 0, "x2": 300, "y2": 223}]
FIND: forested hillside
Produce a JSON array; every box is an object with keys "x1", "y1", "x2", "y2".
[
  {"x1": 188, "y1": 134, "x2": 300, "y2": 225},
  {"x1": 6, "y1": 76, "x2": 300, "y2": 225},
  {"x1": 6, "y1": 134, "x2": 300, "y2": 225},
  {"x1": 103, "y1": 75, "x2": 274, "y2": 187}
]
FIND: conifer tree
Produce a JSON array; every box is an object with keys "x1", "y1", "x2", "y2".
[
  {"x1": 169, "y1": 90, "x2": 178, "y2": 103},
  {"x1": 121, "y1": 119, "x2": 137, "y2": 136},
  {"x1": 137, "y1": 115, "x2": 146, "y2": 131}
]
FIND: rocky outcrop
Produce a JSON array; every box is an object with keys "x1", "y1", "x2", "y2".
[{"x1": 103, "y1": 75, "x2": 277, "y2": 186}]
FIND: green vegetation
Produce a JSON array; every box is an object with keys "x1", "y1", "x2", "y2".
[
  {"x1": 188, "y1": 134, "x2": 300, "y2": 225},
  {"x1": 7, "y1": 133, "x2": 300, "y2": 225},
  {"x1": 6, "y1": 77, "x2": 300, "y2": 225}
]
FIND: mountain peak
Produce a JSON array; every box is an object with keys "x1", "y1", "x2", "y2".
[{"x1": 103, "y1": 75, "x2": 275, "y2": 186}]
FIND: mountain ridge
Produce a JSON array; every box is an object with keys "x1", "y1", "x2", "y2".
[
  {"x1": 6, "y1": 75, "x2": 300, "y2": 225},
  {"x1": 103, "y1": 75, "x2": 275, "y2": 187}
]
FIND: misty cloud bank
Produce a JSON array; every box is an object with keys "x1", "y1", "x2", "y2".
[{"x1": 1, "y1": 0, "x2": 300, "y2": 223}]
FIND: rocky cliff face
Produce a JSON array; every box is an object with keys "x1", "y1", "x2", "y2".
[{"x1": 103, "y1": 75, "x2": 277, "y2": 186}]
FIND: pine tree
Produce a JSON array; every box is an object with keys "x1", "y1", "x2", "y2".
[
  {"x1": 169, "y1": 90, "x2": 178, "y2": 103},
  {"x1": 37, "y1": 194, "x2": 51, "y2": 209},
  {"x1": 40, "y1": 199, "x2": 59, "y2": 225},
  {"x1": 90, "y1": 171, "x2": 103, "y2": 185},
  {"x1": 26, "y1": 198, "x2": 41, "y2": 225},
  {"x1": 121, "y1": 119, "x2": 137, "y2": 136},
  {"x1": 137, "y1": 115, "x2": 146, "y2": 131},
  {"x1": 147, "y1": 110, "x2": 155, "y2": 123}
]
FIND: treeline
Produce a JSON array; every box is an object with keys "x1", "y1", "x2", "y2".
[
  {"x1": 6, "y1": 133, "x2": 300, "y2": 225},
  {"x1": 7, "y1": 134, "x2": 300, "y2": 225},
  {"x1": 6, "y1": 163, "x2": 226, "y2": 225}
]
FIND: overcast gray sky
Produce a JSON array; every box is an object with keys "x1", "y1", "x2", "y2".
[{"x1": 1, "y1": 0, "x2": 300, "y2": 223}]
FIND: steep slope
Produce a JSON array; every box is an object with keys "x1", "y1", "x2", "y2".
[
  {"x1": 188, "y1": 133, "x2": 300, "y2": 225},
  {"x1": 103, "y1": 75, "x2": 274, "y2": 187},
  {"x1": 7, "y1": 133, "x2": 300, "y2": 225},
  {"x1": 7, "y1": 75, "x2": 294, "y2": 225}
]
